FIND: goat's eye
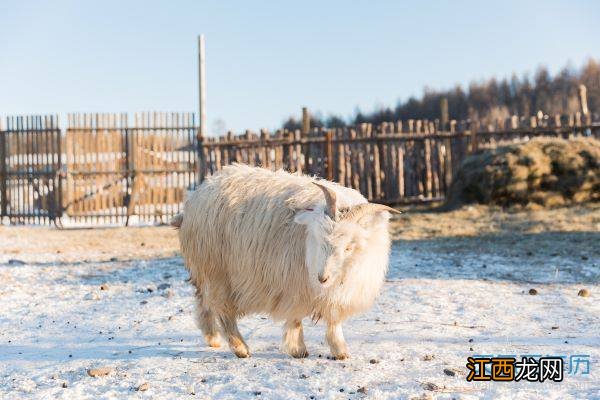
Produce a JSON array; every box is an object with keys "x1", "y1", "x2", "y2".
[{"x1": 344, "y1": 244, "x2": 354, "y2": 253}]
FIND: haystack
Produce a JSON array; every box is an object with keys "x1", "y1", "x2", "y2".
[{"x1": 445, "y1": 137, "x2": 600, "y2": 209}]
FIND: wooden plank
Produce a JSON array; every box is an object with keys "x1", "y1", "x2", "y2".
[{"x1": 326, "y1": 130, "x2": 333, "y2": 180}]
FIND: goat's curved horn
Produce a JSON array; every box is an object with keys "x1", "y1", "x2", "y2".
[
  {"x1": 313, "y1": 182, "x2": 337, "y2": 220},
  {"x1": 342, "y1": 203, "x2": 400, "y2": 221}
]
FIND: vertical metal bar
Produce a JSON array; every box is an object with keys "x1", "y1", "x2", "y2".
[
  {"x1": 0, "y1": 117, "x2": 6, "y2": 219},
  {"x1": 55, "y1": 114, "x2": 63, "y2": 221},
  {"x1": 124, "y1": 126, "x2": 129, "y2": 225},
  {"x1": 16, "y1": 116, "x2": 21, "y2": 223}
]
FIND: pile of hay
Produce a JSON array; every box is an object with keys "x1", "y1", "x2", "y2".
[{"x1": 446, "y1": 137, "x2": 600, "y2": 209}]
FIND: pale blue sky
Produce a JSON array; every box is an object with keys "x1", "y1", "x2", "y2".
[{"x1": 1, "y1": 0, "x2": 599, "y2": 134}]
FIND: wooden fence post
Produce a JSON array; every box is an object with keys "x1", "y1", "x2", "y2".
[
  {"x1": 301, "y1": 108, "x2": 310, "y2": 174},
  {"x1": 326, "y1": 130, "x2": 333, "y2": 180},
  {"x1": 469, "y1": 120, "x2": 479, "y2": 153},
  {"x1": 440, "y1": 97, "x2": 449, "y2": 131},
  {"x1": 579, "y1": 84, "x2": 591, "y2": 125}
]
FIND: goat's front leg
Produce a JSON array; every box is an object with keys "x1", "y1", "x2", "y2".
[
  {"x1": 326, "y1": 321, "x2": 349, "y2": 360},
  {"x1": 282, "y1": 319, "x2": 309, "y2": 358}
]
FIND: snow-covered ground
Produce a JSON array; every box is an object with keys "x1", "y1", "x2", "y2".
[{"x1": 1, "y1": 236, "x2": 598, "y2": 399}]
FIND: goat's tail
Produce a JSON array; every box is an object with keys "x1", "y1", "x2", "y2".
[{"x1": 170, "y1": 213, "x2": 183, "y2": 229}]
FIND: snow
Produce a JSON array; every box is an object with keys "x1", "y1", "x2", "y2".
[{"x1": 0, "y1": 240, "x2": 598, "y2": 399}]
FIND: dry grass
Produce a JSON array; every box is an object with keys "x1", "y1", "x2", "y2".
[
  {"x1": 446, "y1": 137, "x2": 600, "y2": 208},
  {"x1": 391, "y1": 202, "x2": 600, "y2": 240}
]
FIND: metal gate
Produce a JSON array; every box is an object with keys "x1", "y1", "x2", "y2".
[{"x1": 0, "y1": 115, "x2": 62, "y2": 224}]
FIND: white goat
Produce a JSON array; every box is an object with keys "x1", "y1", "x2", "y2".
[{"x1": 173, "y1": 164, "x2": 397, "y2": 359}]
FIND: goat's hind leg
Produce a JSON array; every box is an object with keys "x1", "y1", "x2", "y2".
[
  {"x1": 195, "y1": 294, "x2": 223, "y2": 348},
  {"x1": 197, "y1": 308, "x2": 223, "y2": 348},
  {"x1": 218, "y1": 313, "x2": 250, "y2": 358}
]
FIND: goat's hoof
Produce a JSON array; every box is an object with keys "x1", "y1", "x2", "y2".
[
  {"x1": 290, "y1": 349, "x2": 309, "y2": 359},
  {"x1": 331, "y1": 353, "x2": 349, "y2": 360},
  {"x1": 232, "y1": 346, "x2": 250, "y2": 358},
  {"x1": 234, "y1": 350, "x2": 250, "y2": 358}
]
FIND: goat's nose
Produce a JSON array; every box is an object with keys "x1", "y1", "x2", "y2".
[{"x1": 318, "y1": 274, "x2": 328, "y2": 284}]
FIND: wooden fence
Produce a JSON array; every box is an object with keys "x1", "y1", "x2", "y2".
[
  {"x1": 63, "y1": 113, "x2": 197, "y2": 225},
  {"x1": 0, "y1": 112, "x2": 598, "y2": 226}
]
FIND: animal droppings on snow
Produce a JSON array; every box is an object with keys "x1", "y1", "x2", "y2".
[
  {"x1": 369, "y1": 359, "x2": 379, "y2": 364},
  {"x1": 100, "y1": 284, "x2": 109, "y2": 291},
  {"x1": 87, "y1": 367, "x2": 114, "y2": 377},
  {"x1": 420, "y1": 382, "x2": 440, "y2": 391},
  {"x1": 528, "y1": 288, "x2": 538, "y2": 295},
  {"x1": 136, "y1": 382, "x2": 150, "y2": 391},
  {"x1": 443, "y1": 368, "x2": 456, "y2": 377},
  {"x1": 422, "y1": 354, "x2": 435, "y2": 361},
  {"x1": 578, "y1": 288, "x2": 590, "y2": 297},
  {"x1": 357, "y1": 386, "x2": 368, "y2": 394}
]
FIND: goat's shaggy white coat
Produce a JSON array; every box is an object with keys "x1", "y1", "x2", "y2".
[{"x1": 176, "y1": 164, "x2": 394, "y2": 359}]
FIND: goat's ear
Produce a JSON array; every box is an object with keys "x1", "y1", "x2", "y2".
[{"x1": 293, "y1": 208, "x2": 318, "y2": 225}]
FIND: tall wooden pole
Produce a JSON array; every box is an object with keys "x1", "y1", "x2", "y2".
[
  {"x1": 301, "y1": 107, "x2": 310, "y2": 135},
  {"x1": 198, "y1": 34, "x2": 207, "y2": 139},
  {"x1": 197, "y1": 34, "x2": 207, "y2": 182}
]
